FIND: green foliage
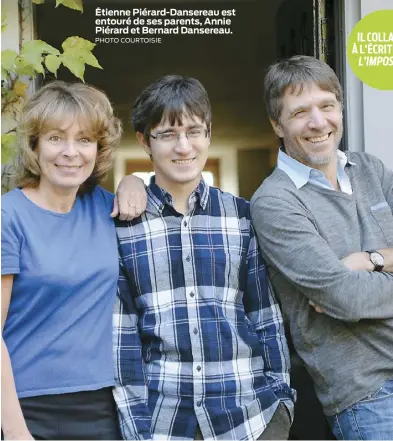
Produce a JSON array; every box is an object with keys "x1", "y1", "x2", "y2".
[
  {"x1": 1, "y1": 11, "x2": 8, "y2": 32},
  {"x1": 45, "y1": 54, "x2": 62, "y2": 75},
  {"x1": 56, "y1": 0, "x2": 83, "y2": 12},
  {"x1": 1, "y1": 132, "x2": 16, "y2": 163},
  {"x1": 32, "y1": 0, "x2": 83, "y2": 12},
  {"x1": 1, "y1": 0, "x2": 101, "y2": 176},
  {"x1": 1, "y1": 49, "x2": 18, "y2": 71}
]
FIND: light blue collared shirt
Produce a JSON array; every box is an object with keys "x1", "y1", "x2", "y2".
[{"x1": 277, "y1": 148, "x2": 356, "y2": 195}]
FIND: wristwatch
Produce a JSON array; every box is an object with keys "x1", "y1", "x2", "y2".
[{"x1": 366, "y1": 250, "x2": 384, "y2": 272}]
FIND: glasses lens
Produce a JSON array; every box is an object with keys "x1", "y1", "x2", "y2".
[
  {"x1": 154, "y1": 128, "x2": 207, "y2": 144},
  {"x1": 157, "y1": 132, "x2": 177, "y2": 142},
  {"x1": 187, "y1": 128, "x2": 204, "y2": 138}
]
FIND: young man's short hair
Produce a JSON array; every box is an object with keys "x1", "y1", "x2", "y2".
[{"x1": 131, "y1": 75, "x2": 212, "y2": 142}]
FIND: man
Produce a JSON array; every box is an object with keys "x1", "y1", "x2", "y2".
[
  {"x1": 251, "y1": 55, "x2": 393, "y2": 440},
  {"x1": 113, "y1": 75, "x2": 295, "y2": 440}
]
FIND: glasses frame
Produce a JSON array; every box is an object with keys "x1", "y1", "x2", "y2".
[{"x1": 149, "y1": 128, "x2": 210, "y2": 144}]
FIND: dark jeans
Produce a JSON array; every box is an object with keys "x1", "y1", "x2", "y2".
[
  {"x1": 194, "y1": 402, "x2": 291, "y2": 440},
  {"x1": 18, "y1": 387, "x2": 121, "y2": 440}
]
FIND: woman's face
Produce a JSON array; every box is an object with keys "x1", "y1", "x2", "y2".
[{"x1": 36, "y1": 118, "x2": 98, "y2": 193}]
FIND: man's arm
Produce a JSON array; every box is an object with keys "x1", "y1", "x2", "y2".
[
  {"x1": 372, "y1": 154, "x2": 393, "y2": 213},
  {"x1": 251, "y1": 196, "x2": 393, "y2": 322},
  {"x1": 342, "y1": 249, "x2": 393, "y2": 272},
  {"x1": 113, "y1": 260, "x2": 152, "y2": 440},
  {"x1": 342, "y1": 155, "x2": 393, "y2": 272},
  {"x1": 112, "y1": 175, "x2": 147, "y2": 221},
  {"x1": 243, "y1": 225, "x2": 295, "y2": 416}
]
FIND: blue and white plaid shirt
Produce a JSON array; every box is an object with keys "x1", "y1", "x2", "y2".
[{"x1": 114, "y1": 178, "x2": 295, "y2": 440}]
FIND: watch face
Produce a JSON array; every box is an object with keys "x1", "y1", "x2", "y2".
[{"x1": 371, "y1": 252, "x2": 384, "y2": 267}]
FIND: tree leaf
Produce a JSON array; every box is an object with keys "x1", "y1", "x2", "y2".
[
  {"x1": 32, "y1": 0, "x2": 46, "y2": 4},
  {"x1": 76, "y1": 49, "x2": 102, "y2": 69},
  {"x1": 21, "y1": 40, "x2": 60, "y2": 56},
  {"x1": 19, "y1": 40, "x2": 60, "y2": 76},
  {"x1": 56, "y1": 0, "x2": 83, "y2": 12},
  {"x1": 14, "y1": 58, "x2": 37, "y2": 77},
  {"x1": 1, "y1": 132, "x2": 17, "y2": 163},
  {"x1": 61, "y1": 54, "x2": 85, "y2": 81},
  {"x1": 1, "y1": 50, "x2": 18, "y2": 70},
  {"x1": 62, "y1": 36, "x2": 94, "y2": 52},
  {"x1": 13, "y1": 80, "x2": 28, "y2": 97},
  {"x1": 45, "y1": 54, "x2": 62, "y2": 76},
  {"x1": 18, "y1": 51, "x2": 44, "y2": 75}
]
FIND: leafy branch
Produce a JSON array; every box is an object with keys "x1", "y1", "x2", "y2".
[
  {"x1": 33, "y1": 0, "x2": 83, "y2": 13},
  {"x1": 1, "y1": 0, "x2": 101, "y2": 166}
]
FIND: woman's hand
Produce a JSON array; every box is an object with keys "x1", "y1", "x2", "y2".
[{"x1": 111, "y1": 175, "x2": 147, "y2": 221}]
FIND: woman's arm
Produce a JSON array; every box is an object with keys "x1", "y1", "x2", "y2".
[
  {"x1": 111, "y1": 175, "x2": 147, "y2": 221},
  {"x1": 1, "y1": 275, "x2": 33, "y2": 440}
]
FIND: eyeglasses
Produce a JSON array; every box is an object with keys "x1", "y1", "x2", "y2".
[{"x1": 149, "y1": 127, "x2": 209, "y2": 145}]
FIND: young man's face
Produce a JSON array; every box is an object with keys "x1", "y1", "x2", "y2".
[
  {"x1": 139, "y1": 114, "x2": 210, "y2": 193},
  {"x1": 271, "y1": 82, "x2": 343, "y2": 168}
]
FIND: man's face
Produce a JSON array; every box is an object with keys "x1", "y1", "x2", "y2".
[
  {"x1": 138, "y1": 113, "x2": 210, "y2": 193},
  {"x1": 271, "y1": 82, "x2": 343, "y2": 168}
]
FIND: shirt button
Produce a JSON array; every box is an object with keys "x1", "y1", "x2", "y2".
[
  {"x1": 186, "y1": 255, "x2": 191, "y2": 262},
  {"x1": 193, "y1": 328, "x2": 198, "y2": 335},
  {"x1": 190, "y1": 292, "x2": 195, "y2": 298},
  {"x1": 184, "y1": 220, "x2": 187, "y2": 227},
  {"x1": 196, "y1": 401, "x2": 202, "y2": 407},
  {"x1": 196, "y1": 365, "x2": 201, "y2": 372}
]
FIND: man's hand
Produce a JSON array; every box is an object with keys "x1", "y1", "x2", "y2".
[
  {"x1": 309, "y1": 300, "x2": 324, "y2": 313},
  {"x1": 111, "y1": 175, "x2": 148, "y2": 221},
  {"x1": 341, "y1": 252, "x2": 374, "y2": 271},
  {"x1": 341, "y1": 249, "x2": 393, "y2": 272},
  {"x1": 310, "y1": 248, "x2": 393, "y2": 314}
]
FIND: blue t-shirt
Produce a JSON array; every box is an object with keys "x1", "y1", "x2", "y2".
[{"x1": 1, "y1": 186, "x2": 118, "y2": 398}]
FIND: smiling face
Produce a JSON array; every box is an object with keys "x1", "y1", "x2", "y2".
[
  {"x1": 138, "y1": 113, "x2": 210, "y2": 194},
  {"x1": 271, "y1": 82, "x2": 343, "y2": 169},
  {"x1": 37, "y1": 118, "x2": 98, "y2": 193}
]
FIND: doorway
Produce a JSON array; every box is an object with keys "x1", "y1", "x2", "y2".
[{"x1": 35, "y1": 0, "x2": 340, "y2": 198}]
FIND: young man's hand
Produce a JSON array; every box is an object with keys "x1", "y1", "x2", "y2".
[{"x1": 111, "y1": 174, "x2": 147, "y2": 221}]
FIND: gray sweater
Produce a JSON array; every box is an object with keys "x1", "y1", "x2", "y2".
[{"x1": 250, "y1": 152, "x2": 393, "y2": 415}]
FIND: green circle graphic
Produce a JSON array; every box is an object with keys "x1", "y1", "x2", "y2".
[{"x1": 347, "y1": 9, "x2": 393, "y2": 90}]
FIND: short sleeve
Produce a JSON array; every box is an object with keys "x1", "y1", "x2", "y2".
[
  {"x1": 1, "y1": 209, "x2": 21, "y2": 275},
  {"x1": 94, "y1": 186, "x2": 115, "y2": 214}
]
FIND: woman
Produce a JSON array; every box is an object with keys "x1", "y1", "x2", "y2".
[{"x1": 1, "y1": 81, "x2": 138, "y2": 440}]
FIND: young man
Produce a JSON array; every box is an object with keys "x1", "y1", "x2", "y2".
[
  {"x1": 113, "y1": 75, "x2": 295, "y2": 440},
  {"x1": 251, "y1": 55, "x2": 393, "y2": 440}
]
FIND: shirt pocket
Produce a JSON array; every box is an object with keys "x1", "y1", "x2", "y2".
[
  {"x1": 211, "y1": 253, "x2": 246, "y2": 304},
  {"x1": 370, "y1": 202, "x2": 393, "y2": 245}
]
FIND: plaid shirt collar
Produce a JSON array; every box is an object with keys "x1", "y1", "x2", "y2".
[{"x1": 147, "y1": 176, "x2": 210, "y2": 213}]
